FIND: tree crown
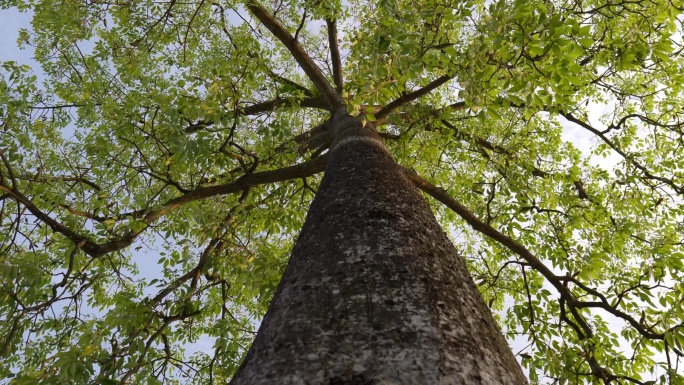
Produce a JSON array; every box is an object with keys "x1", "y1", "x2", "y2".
[{"x1": 1, "y1": 0, "x2": 683, "y2": 383}]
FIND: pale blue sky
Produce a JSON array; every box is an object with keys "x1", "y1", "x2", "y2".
[{"x1": 0, "y1": 8, "x2": 36, "y2": 67}]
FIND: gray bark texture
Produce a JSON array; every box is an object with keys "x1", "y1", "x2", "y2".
[{"x1": 230, "y1": 109, "x2": 528, "y2": 384}]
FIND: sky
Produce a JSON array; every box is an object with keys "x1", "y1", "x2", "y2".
[{"x1": 0, "y1": 8, "x2": 34, "y2": 66}]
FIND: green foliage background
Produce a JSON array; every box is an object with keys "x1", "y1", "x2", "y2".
[{"x1": 1, "y1": 0, "x2": 683, "y2": 383}]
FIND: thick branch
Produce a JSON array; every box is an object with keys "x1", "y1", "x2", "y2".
[
  {"x1": 277, "y1": 100, "x2": 467, "y2": 156},
  {"x1": 402, "y1": 168, "x2": 564, "y2": 293},
  {"x1": 1, "y1": 156, "x2": 327, "y2": 258},
  {"x1": 273, "y1": 118, "x2": 333, "y2": 155},
  {"x1": 247, "y1": 3, "x2": 343, "y2": 109},
  {"x1": 326, "y1": 18, "x2": 343, "y2": 92},
  {"x1": 403, "y1": 167, "x2": 664, "y2": 342},
  {"x1": 269, "y1": 71, "x2": 314, "y2": 97},
  {"x1": 403, "y1": 168, "x2": 665, "y2": 381},
  {"x1": 375, "y1": 75, "x2": 452, "y2": 120},
  {"x1": 145, "y1": 156, "x2": 325, "y2": 223},
  {"x1": 100, "y1": 155, "x2": 328, "y2": 256},
  {"x1": 185, "y1": 96, "x2": 327, "y2": 133},
  {"x1": 0, "y1": 185, "x2": 91, "y2": 254}
]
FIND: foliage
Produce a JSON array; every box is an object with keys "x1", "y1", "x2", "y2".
[{"x1": 1, "y1": 0, "x2": 684, "y2": 383}]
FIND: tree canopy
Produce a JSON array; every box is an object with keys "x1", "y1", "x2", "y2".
[{"x1": 1, "y1": 0, "x2": 684, "y2": 383}]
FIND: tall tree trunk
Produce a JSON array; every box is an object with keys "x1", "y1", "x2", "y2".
[{"x1": 230, "y1": 109, "x2": 527, "y2": 384}]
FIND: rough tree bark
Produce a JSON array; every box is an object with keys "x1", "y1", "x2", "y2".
[{"x1": 229, "y1": 108, "x2": 528, "y2": 384}]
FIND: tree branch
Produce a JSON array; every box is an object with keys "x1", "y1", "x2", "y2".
[
  {"x1": 184, "y1": 96, "x2": 327, "y2": 133},
  {"x1": 561, "y1": 111, "x2": 684, "y2": 194},
  {"x1": 326, "y1": 18, "x2": 343, "y2": 92},
  {"x1": 402, "y1": 167, "x2": 665, "y2": 341},
  {"x1": 1, "y1": 156, "x2": 327, "y2": 259},
  {"x1": 402, "y1": 167, "x2": 563, "y2": 291},
  {"x1": 247, "y1": 3, "x2": 343, "y2": 109},
  {"x1": 101, "y1": 155, "x2": 328, "y2": 256},
  {"x1": 269, "y1": 71, "x2": 314, "y2": 97},
  {"x1": 403, "y1": 167, "x2": 672, "y2": 381},
  {"x1": 375, "y1": 75, "x2": 452, "y2": 120}
]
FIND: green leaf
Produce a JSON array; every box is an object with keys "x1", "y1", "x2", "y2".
[{"x1": 578, "y1": 38, "x2": 593, "y2": 48}]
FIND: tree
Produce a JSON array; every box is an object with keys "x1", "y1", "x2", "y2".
[
  {"x1": 0, "y1": 0, "x2": 683, "y2": 383},
  {"x1": 228, "y1": 105, "x2": 527, "y2": 384}
]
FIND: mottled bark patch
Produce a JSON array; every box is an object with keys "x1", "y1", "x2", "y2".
[{"x1": 328, "y1": 373, "x2": 373, "y2": 385}]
